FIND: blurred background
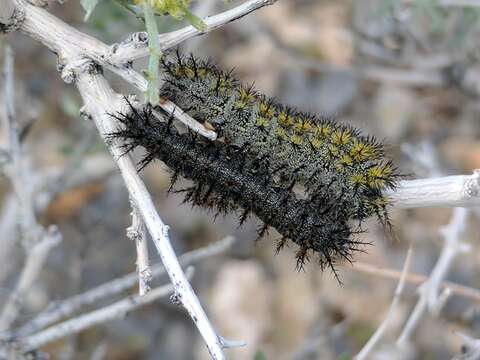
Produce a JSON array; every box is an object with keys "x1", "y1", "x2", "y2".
[{"x1": 1, "y1": 0, "x2": 480, "y2": 359}]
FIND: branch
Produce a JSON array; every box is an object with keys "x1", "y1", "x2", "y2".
[
  {"x1": 109, "y1": 0, "x2": 279, "y2": 64},
  {"x1": 74, "y1": 64, "x2": 227, "y2": 359},
  {"x1": 347, "y1": 261, "x2": 480, "y2": 303},
  {"x1": 0, "y1": 44, "x2": 62, "y2": 331},
  {"x1": 0, "y1": 227, "x2": 62, "y2": 331},
  {"x1": 127, "y1": 201, "x2": 152, "y2": 296},
  {"x1": 0, "y1": 152, "x2": 114, "y2": 285},
  {"x1": 387, "y1": 171, "x2": 480, "y2": 208},
  {"x1": 396, "y1": 207, "x2": 470, "y2": 347},
  {"x1": 19, "y1": 268, "x2": 195, "y2": 353},
  {"x1": 2, "y1": 45, "x2": 38, "y2": 244},
  {"x1": 11, "y1": 236, "x2": 234, "y2": 339},
  {"x1": 354, "y1": 245, "x2": 414, "y2": 360},
  {"x1": 156, "y1": 100, "x2": 217, "y2": 140}
]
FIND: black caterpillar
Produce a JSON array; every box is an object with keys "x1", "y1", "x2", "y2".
[{"x1": 110, "y1": 104, "x2": 366, "y2": 278}]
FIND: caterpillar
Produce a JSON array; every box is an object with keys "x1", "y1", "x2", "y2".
[
  {"x1": 110, "y1": 104, "x2": 366, "y2": 279},
  {"x1": 159, "y1": 53, "x2": 401, "y2": 227},
  {"x1": 109, "y1": 53, "x2": 401, "y2": 279}
]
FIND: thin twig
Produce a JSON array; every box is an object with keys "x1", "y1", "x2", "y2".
[
  {"x1": 155, "y1": 101, "x2": 217, "y2": 140},
  {"x1": 19, "y1": 268, "x2": 195, "y2": 353},
  {"x1": 0, "y1": 227, "x2": 62, "y2": 331},
  {"x1": 0, "y1": 152, "x2": 114, "y2": 285},
  {"x1": 109, "y1": 0, "x2": 279, "y2": 64},
  {"x1": 396, "y1": 208, "x2": 470, "y2": 347},
  {"x1": 354, "y1": 245, "x2": 414, "y2": 360},
  {"x1": 347, "y1": 262, "x2": 480, "y2": 303},
  {"x1": 392, "y1": 141, "x2": 472, "y2": 352},
  {"x1": 0, "y1": 45, "x2": 61, "y2": 331},
  {"x1": 11, "y1": 236, "x2": 234, "y2": 339},
  {"x1": 127, "y1": 201, "x2": 152, "y2": 296},
  {"x1": 1, "y1": 44, "x2": 37, "y2": 243}
]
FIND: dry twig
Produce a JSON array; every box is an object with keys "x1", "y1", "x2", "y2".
[
  {"x1": 10, "y1": 236, "x2": 234, "y2": 339},
  {"x1": 347, "y1": 262, "x2": 480, "y2": 303},
  {"x1": 354, "y1": 246, "x2": 414, "y2": 360},
  {"x1": 127, "y1": 202, "x2": 151, "y2": 296},
  {"x1": 19, "y1": 267, "x2": 195, "y2": 353},
  {"x1": 0, "y1": 45, "x2": 62, "y2": 332}
]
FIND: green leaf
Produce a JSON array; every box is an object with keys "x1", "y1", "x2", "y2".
[{"x1": 81, "y1": 0, "x2": 101, "y2": 21}]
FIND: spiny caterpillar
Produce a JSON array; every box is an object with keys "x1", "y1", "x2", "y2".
[
  {"x1": 160, "y1": 53, "x2": 401, "y2": 228},
  {"x1": 110, "y1": 104, "x2": 364, "y2": 277},
  {"x1": 110, "y1": 53, "x2": 401, "y2": 279}
]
